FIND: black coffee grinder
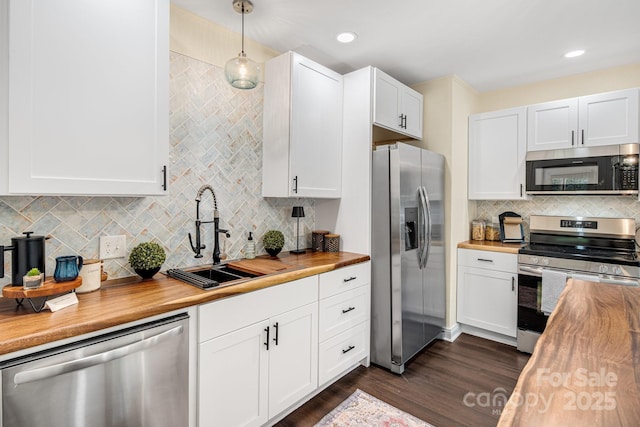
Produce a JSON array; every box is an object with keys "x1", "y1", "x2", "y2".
[{"x1": 0, "y1": 232, "x2": 48, "y2": 286}]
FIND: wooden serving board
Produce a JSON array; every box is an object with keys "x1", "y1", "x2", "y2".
[
  {"x1": 227, "y1": 258, "x2": 291, "y2": 276},
  {"x1": 2, "y1": 277, "x2": 82, "y2": 299}
]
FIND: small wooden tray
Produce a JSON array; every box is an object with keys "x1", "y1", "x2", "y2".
[{"x1": 2, "y1": 277, "x2": 82, "y2": 299}]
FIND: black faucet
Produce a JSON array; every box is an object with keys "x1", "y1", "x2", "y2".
[{"x1": 188, "y1": 185, "x2": 230, "y2": 265}]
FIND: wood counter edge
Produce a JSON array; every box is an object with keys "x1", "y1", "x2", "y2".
[
  {"x1": 457, "y1": 240, "x2": 523, "y2": 254},
  {"x1": 0, "y1": 253, "x2": 370, "y2": 357}
]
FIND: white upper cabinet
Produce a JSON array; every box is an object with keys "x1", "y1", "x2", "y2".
[
  {"x1": 262, "y1": 52, "x2": 343, "y2": 198},
  {"x1": 468, "y1": 107, "x2": 527, "y2": 200},
  {"x1": 0, "y1": 0, "x2": 169, "y2": 196},
  {"x1": 373, "y1": 68, "x2": 423, "y2": 140},
  {"x1": 528, "y1": 88, "x2": 639, "y2": 152}
]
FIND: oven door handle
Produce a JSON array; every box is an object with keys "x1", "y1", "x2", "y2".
[
  {"x1": 518, "y1": 265, "x2": 544, "y2": 276},
  {"x1": 599, "y1": 277, "x2": 640, "y2": 287}
]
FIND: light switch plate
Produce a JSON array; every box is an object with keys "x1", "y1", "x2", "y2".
[{"x1": 100, "y1": 235, "x2": 127, "y2": 259}]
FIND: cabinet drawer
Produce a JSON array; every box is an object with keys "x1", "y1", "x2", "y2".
[
  {"x1": 319, "y1": 285, "x2": 369, "y2": 341},
  {"x1": 457, "y1": 249, "x2": 516, "y2": 273},
  {"x1": 319, "y1": 262, "x2": 370, "y2": 299},
  {"x1": 318, "y1": 322, "x2": 368, "y2": 386}
]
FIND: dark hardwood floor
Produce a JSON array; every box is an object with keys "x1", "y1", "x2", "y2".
[{"x1": 276, "y1": 334, "x2": 530, "y2": 427}]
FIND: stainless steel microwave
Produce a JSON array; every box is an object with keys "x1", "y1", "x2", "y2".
[{"x1": 525, "y1": 144, "x2": 639, "y2": 195}]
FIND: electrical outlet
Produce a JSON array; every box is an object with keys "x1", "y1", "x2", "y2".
[{"x1": 100, "y1": 235, "x2": 126, "y2": 259}]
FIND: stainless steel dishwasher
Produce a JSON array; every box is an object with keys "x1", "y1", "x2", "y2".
[{"x1": 0, "y1": 313, "x2": 189, "y2": 427}]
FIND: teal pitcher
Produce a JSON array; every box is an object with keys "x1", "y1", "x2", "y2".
[{"x1": 54, "y1": 255, "x2": 83, "y2": 282}]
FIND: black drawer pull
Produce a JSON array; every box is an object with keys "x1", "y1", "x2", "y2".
[
  {"x1": 342, "y1": 306, "x2": 356, "y2": 314},
  {"x1": 342, "y1": 345, "x2": 355, "y2": 354},
  {"x1": 343, "y1": 276, "x2": 357, "y2": 283},
  {"x1": 476, "y1": 258, "x2": 494, "y2": 263}
]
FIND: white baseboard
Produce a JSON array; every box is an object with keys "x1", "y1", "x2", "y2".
[
  {"x1": 442, "y1": 323, "x2": 462, "y2": 342},
  {"x1": 460, "y1": 324, "x2": 517, "y2": 347}
]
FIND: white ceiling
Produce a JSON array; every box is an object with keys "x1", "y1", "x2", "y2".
[{"x1": 172, "y1": 0, "x2": 640, "y2": 92}]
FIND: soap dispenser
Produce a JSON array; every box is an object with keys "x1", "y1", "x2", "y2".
[{"x1": 245, "y1": 232, "x2": 255, "y2": 259}]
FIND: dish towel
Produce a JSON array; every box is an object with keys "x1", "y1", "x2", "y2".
[{"x1": 541, "y1": 269, "x2": 568, "y2": 315}]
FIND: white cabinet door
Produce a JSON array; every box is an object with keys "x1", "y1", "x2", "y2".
[
  {"x1": 527, "y1": 98, "x2": 578, "y2": 151},
  {"x1": 268, "y1": 302, "x2": 318, "y2": 417},
  {"x1": 199, "y1": 320, "x2": 269, "y2": 427},
  {"x1": 579, "y1": 88, "x2": 639, "y2": 147},
  {"x1": 457, "y1": 265, "x2": 517, "y2": 337},
  {"x1": 4, "y1": 0, "x2": 169, "y2": 195},
  {"x1": 527, "y1": 89, "x2": 639, "y2": 152},
  {"x1": 263, "y1": 52, "x2": 343, "y2": 198},
  {"x1": 373, "y1": 68, "x2": 423, "y2": 140},
  {"x1": 469, "y1": 107, "x2": 527, "y2": 200},
  {"x1": 401, "y1": 86, "x2": 424, "y2": 139}
]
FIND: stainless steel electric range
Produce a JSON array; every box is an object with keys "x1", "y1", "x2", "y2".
[{"x1": 517, "y1": 215, "x2": 640, "y2": 353}]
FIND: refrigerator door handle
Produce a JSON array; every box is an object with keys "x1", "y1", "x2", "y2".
[
  {"x1": 416, "y1": 187, "x2": 425, "y2": 267},
  {"x1": 419, "y1": 186, "x2": 432, "y2": 269}
]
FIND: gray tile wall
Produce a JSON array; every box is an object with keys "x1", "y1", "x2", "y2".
[
  {"x1": 0, "y1": 52, "x2": 314, "y2": 286},
  {"x1": 476, "y1": 196, "x2": 640, "y2": 240}
]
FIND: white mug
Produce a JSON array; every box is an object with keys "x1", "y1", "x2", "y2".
[{"x1": 77, "y1": 259, "x2": 102, "y2": 293}]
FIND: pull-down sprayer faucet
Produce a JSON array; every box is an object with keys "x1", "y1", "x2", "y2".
[{"x1": 188, "y1": 184, "x2": 230, "y2": 264}]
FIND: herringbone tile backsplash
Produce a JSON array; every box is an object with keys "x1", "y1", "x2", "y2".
[{"x1": 0, "y1": 52, "x2": 314, "y2": 285}]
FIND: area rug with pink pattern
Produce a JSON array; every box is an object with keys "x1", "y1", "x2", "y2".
[{"x1": 314, "y1": 389, "x2": 434, "y2": 427}]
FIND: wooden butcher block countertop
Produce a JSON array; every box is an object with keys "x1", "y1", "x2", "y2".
[
  {"x1": 498, "y1": 279, "x2": 640, "y2": 426},
  {"x1": 0, "y1": 251, "x2": 369, "y2": 357},
  {"x1": 457, "y1": 240, "x2": 524, "y2": 254}
]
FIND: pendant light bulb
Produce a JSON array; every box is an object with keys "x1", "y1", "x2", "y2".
[{"x1": 225, "y1": 0, "x2": 260, "y2": 90}]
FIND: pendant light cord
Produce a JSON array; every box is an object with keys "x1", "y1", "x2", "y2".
[{"x1": 241, "y1": 2, "x2": 245, "y2": 55}]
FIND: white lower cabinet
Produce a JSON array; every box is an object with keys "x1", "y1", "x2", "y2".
[
  {"x1": 318, "y1": 262, "x2": 371, "y2": 386},
  {"x1": 457, "y1": 249, "x2": 517, "y2": 338},
  {"x1": 198, "y1": 276, "x2": 318, "y2": 427},
  {"x1": 197, "y1": 262, "x2": 371, "y2": 426}
]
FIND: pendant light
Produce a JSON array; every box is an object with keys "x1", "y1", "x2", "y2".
[{"x1": 225, "y1": 0, "x2": 260, "y2": 90}]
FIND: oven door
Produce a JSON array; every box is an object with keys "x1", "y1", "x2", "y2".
[
  {"x1": 525, "y1": 152, "x2": 639, "y2": 195},
  {"x1": 517, "y1": 266, "x2": 549, "y2": 334}
]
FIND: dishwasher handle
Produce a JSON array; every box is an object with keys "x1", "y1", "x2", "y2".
[{"x1": 13, "y1": 324, "x2": 184, "y2": 386}]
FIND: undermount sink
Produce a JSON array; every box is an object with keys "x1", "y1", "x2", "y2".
[
  {"x1": 166, "y1": 264, "x2": 261, "y2": 290},
  {"x1": 190, "y1": 265, "x2": 258, "y2": 283}
]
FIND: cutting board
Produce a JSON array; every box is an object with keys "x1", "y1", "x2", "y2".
[{"x1": 227, "y1": 258, "x2": 291, "y2": 276}]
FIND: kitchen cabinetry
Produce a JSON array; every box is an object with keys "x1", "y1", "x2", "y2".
[
  {"x1": 198, "y1": 276, "x2": 318, "y2": 426},
  {"x1": 262, "y1": 51, "x2": 343, "y2": 198},
  {"x1": 527, "y1": 88, "x2": 639, "y2": 151},
  {"x1": 318, "y1": 261, "x2": 370, "y2": 385},
  {"x1": 457, "y1": 249, "x2": 517, "y2": 339},
  {"x1": 373, "y1": 68, "x2": 423, "y2": 139},
  {"x1": 468, "y1": 107, "x2": 527, "y2": 200},
  {"x1": 0, "y1": 0, "x2": 169, "y2": 196}
]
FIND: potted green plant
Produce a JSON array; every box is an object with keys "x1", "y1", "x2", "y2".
[
  {"x1": 129, "y1": 241, "x2": 166, "y2": 279},
  {"x1": 262, "y1": 230, "x2": 284, "y2": 257},
  {"x1": 23, "y1": 267, "x2": 44, "y2": 289}
]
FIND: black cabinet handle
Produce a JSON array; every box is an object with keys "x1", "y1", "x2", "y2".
[
  {"x1": 273, "y1": 322, "x2": 279, "y2": 346},
  {"x1": 520, "y1": 184, "x2": 523, "y2": 197},
  {"x1": 476, "y1": 258, "x2": 494, "y2": 263},
  {"x1": 264, "y1": 327, "x2": 270, "y2": 350},
  {"x1": 581, "y1": 129, "x2": 585, "y2": 145},
  {"x1": 343, "y1": 276, "x2": 357, "y2": 283},
  {"x1": 342, "y1": 306, "x2": 356, "y2": 314},
  {"x1": 293, "y1": 176, "x2": 298, "y2": 194},
  {"x1": 161, "y1": 165, "x2": 167, "y2": 191},
  {"x1": 342, "y1": 345, "x2": 355, "y2": 354},
  {"x1": 571, "y1": 130, "x2": 575, "y2": 146},
  {"x1": 512, "y1": 276, "x2": 515, "y2": 292},
  {"x1": 403, "y1": 115, "x2": 407, "y2": 129}
]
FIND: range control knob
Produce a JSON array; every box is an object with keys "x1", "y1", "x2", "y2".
[
  {"x1": 540, "y1": 258, "x2": 550, "y2": 266},
  {"x1": 612, "y1": 266, "x2": 623, "y2": 275},
  {"x1": 530, "y1": 256, "x2": 539, "y2": 264},
  {"x1": 599, "y1": 265, "x2": 609, "y2": 274}
]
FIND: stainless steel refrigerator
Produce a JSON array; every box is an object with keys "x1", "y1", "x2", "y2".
[{"x1": 371, "y1": 142, "x2": 446, "y2": 374}]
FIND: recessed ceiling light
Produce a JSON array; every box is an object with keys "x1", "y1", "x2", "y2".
[
  {"x1": 564, "y1": 50, "x2": 585, "y2": 58},
  {"x1": 337, "y1": 32, "x2": 357, "y2": 43}
]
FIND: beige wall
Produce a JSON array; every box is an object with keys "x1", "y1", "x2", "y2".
[
  {"x1": 478, "y1": 63, "x2": 640, "y2": 112},
  {"x1": 413, "y1": 76, "x2": 478, "y2": 329},
  {"x1": 170, "y1": 5, "x2": 279, "y2": 74}
]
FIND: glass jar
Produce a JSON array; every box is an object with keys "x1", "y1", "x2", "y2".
[
  {"x1": 485, "y1": 223, "x2": 501, "y2": 241},
  {"x1": 471, "y1": 220, "x2": 485, "y2": 241}
]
